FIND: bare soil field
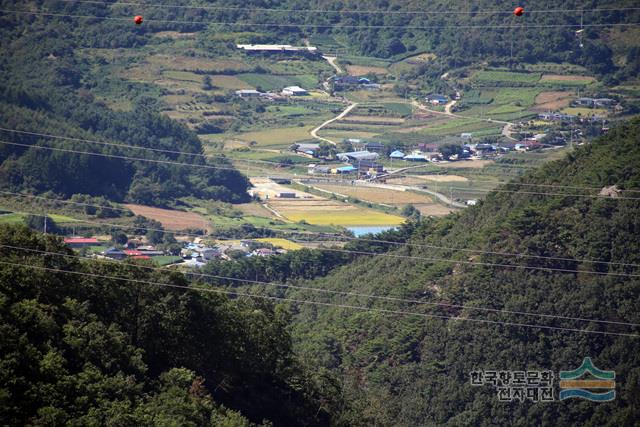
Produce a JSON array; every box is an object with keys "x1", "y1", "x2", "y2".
[
  {"x1": 533, "y1": 91, "x2": 575, "y2": 111},
  {"x1": 124, "y1": 204, "x2": 211, "y2": 231},
  {"x1": 346, "y1": 65, "x2": 388, "y2": 76}
]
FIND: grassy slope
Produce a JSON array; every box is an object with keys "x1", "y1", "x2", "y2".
[{"x1": 289, "y1": 119, "x2": 640, "y2": 426}]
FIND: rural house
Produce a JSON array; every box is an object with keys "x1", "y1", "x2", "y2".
[
  {"x1": 282, "y1": 86, "x2": 309, "y2": 96},
  {"x1": 337, "y1": 151, "x2": 379, "y2": 162},
  {"x1": 425, "y1": 94, "x2": 449, "y2": 105}
]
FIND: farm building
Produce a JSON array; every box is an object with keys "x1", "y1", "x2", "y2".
[
  {"x1": 308, "y1": 164, "x2": 331, "y2": 174},
  {"x1": 538, "y1": 112, "x2": 576, "y2": 122},
  {"x1": 425, "y1": 94, "x2": 449, "y2": 105},
  {"x1": 333, "y1": 76, "x2": 371, "y2": 86},
  {"x1": 282, "y1": 86, "x2": 309, "y2": 96},
  {"x1": 389, "y1": 150, "x2": 405, "y2": 159},
  {"x1": 333, "y1": 165, "x2": 357, "y2": 174},
  {"x1": 293, "y1": 143, "x2": 320, "y2": 156},
  {"x1": 403, "y1": 153, "x2": 429, "y2": 162},
  {"x1": 573, "y1": 97, "x2": 616, "y2": 108},
  {"x1": 236, "y1": 44, "x2": 318, "y2": 55},
  {"x1": 100, "y1": 247, "x2": 126, "y2": 260},
  {"x1": 278, "y1": 192, "x2": 297, "y2": 198},
  {"x1": 337, "y1": 151, "x2": 379, "y2": 162},
  {"x1": 417, "y1": 143, "x2": 439, "y2": 152},
  {"x1": 235, "y1": 89, "x2": 262, "y2": 98},
  {"x1": 365, "y1": 141, "x2": 385, "y2": 152},
  {"x1": 356, "y1": 160, "x2": 384, "y2": 174},
  {"x1": 461, "y1": 133, "x2": 473, "y2": 140},
  {"x1": 64, "y1": 237, "x2": 99, "y2": 248},
  {"x1": 594, "y1": 98, "x2": 616, "y2": 107}
]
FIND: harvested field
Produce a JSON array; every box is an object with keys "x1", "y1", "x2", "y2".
[
  {"x1": 533, "y1": 91, "x2": 575, "y2": 111},
  {"x1": 346, "y1": 65, "x2": 388, "y2": 75},
  {"x1": 541, "y1": 74, "x2": 595, "y2": 83},
  {"x1": 391, "y1": 175, "x2": 469, "y2": 184},
  {"x1": 314, "y1": 184, "x2": 434, "y2": 205},
  {"x1": 436, "y1": 160, "x2": 494, "y2": 169},
  {"x1": 339, "y1": 115, "x2": 406, "y2": 124},
  {"x1": 413, "y1": 203, "x2": 456, "y2": 216},
  {"x1": 147, "y1": 55, "x2": 250, "y2": 72},
  {"x1": 124, "y1": 204, "x2": 211, "y2": 231},
  {"x1": 282, "y1": 208, "x2": 405, "y2": 226}
]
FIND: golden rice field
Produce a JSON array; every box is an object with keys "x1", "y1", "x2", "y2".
[{"x1": 280, "y1": 207, "x2": 405, "y2": 226}]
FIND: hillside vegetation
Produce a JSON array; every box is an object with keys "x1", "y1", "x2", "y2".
[
  {"x1": 0, "y1": 1, "x2": 250, "y2": 206},
  {"x1": 0, "y1": 225, "x2": 340, "y2": 426},
  {"x1": 290, "y1": 119, "x2": 640, "y2": 425}
]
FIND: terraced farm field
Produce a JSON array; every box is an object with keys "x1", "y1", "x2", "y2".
[
  {"x1": 312, "y1": 184, "x2": 454, "y2": 217},
  {"x1": 235, "y1": 126, "x2": 315, "y2": 146}
]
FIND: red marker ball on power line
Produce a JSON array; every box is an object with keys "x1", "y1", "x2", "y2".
[
  {"x1": 134, "y1": 15, "x2": 143, "y2": 25},
  {"x1": 513, "y1": 7, "x2": 524, "y2": 16}
]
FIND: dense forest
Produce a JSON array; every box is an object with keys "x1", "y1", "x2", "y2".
[
  {"x1": 0, "y1": 225, "x2": 342, "y2": 426},
  {"x1": 288, "y1": 119, "x2": 640, "y2": 425}
]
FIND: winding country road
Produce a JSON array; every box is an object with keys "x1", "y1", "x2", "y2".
[
  {"x1": 323, "y1": 56, "x2": 343, "y2": 74},
  {"x1": 414, "y1": 100, "x2": 517, "y2": 141},
  {"x1": 310, "y1": 102, "x2": 359, "y2": 145}
]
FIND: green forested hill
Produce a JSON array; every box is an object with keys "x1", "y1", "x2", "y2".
[
  {"x1": 0, "y1": 225, "x2": 340, "y2": 426},
  {"x1": 0, "y1": 2, "x2": 250, "y2": 206},
  {"x1": 290, "y1": 119, "x2": 640, "y2": 425}
]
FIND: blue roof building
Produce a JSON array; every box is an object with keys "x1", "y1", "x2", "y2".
[{"x1": 390, "y1": 150, "x2": 405, "y2": 159}]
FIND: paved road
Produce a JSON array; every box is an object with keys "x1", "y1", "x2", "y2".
[{"x1": 310, "y1": 102, "x2": 359, "y2": 145}]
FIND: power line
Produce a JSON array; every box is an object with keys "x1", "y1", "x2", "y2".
[
  {"x1": 56, "y1": 0, "x2": 640, "y2": 17},
  {"x1": 8, "y1": 127, "x2": 634, "y2": 194},
  {"x1": 0, "y1": 127, "x2": 277, "y2": 167},
  {"x1": 4, "y1": 208, "x2": 640, "y2": 279},
  {"x1": 2, "y1": 243, "x2": 637, "y2": 328},
  {"x1": 10, "y1": 127, "x2": 640, "y2": 194},
  {"x1": 0, "y1": 258, "x2": 637, "y2": 338},
  {"x1": 447, "y1": 186, "x2": 640, "y2": 200},
  {"x1": 4, "y1": 137, "x2": 640, "y2": 202},
  {"x1": 3, "y1": 191, "x2": 639, "y2": 268},
  {"x1": 0, "y1": 140, "x2": 242, "y2": 173},
  {"x1": 2, "y1": 8, "x2": 639, "y2": 30}
]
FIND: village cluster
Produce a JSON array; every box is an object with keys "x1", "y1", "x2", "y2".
[{"x1": 63, "y1": 236, "x2": 288, "y2": 268}]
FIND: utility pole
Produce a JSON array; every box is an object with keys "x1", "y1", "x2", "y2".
[{"x1": 43, "y1": 212, "x2": 47, "y2": 234}]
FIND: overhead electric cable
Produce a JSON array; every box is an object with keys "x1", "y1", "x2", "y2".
[
  {"x1": 0, "y1": 259, "x2": 637, "y2": 338},
  {"x1": 3, "y1": 243, "x2": 638, "y2": 327}
]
